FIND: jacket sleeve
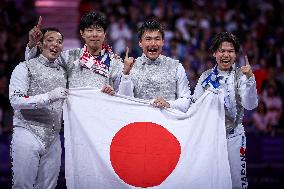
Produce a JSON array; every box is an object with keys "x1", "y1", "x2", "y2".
[
  {"x1": 118, "y1": 73, "x2": 135, "y2": 97},
  {"x1": 238, "y1": 74, "x2": 258, "y2": 110},
  {"x1": 192, "y1": 72, "x2": 206, "y2": 102},
  {"x1": 9, "y1": 62, "x2": 51, "y2": 110},
  {"x1": 109, "y1": 57, "x2": 123, "y2": 92},
  {"x1": 168, "y1": 64, "x2": 192, "y2": 113}
]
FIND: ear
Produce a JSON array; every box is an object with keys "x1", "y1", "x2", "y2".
[
  {"x1": 138, "y1": 40, "x2": 142, "y2": 48},
  {"x1": 37, "y1": 41, "x2": 43, "y2": 51},
  {"x1": 80, "y1": 30, "x2": 84, "y2": 38}
]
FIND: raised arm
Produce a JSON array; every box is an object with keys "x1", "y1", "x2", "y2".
[
  {"x1": 238, "y1": 56, "x2": 258, "y2": 110},
  {"x1": 118, "y1": 47, "x2": 135, "y2": 96}
]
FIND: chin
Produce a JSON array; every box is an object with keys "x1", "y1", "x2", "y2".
[{"x1": 146, "y1": 54, "x2": 159, "y2": 60}]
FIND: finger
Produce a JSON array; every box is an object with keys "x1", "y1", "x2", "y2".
[
  {"x1": 152, "y1": 100, "x2": 159, "y2": 107},
  {"x1": 244, "y1": 55, "x2": 249, "y2": 66},
  {"x1": 125, "y1": 47, "x2": 129, "y2": 59},
  {"x1": 36, "y1": 31, "x2": 43, "y2": 39},
  {"x1": 37, "y1": 16, "x2": 42, "y2": 28},
  {"x1": 101, "y1": 86, "x2": 106, "y2": 92},
  {"x1": 157, "y1": 102, "x2": 165, "y2": 109}
]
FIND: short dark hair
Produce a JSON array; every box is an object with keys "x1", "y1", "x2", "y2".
[
  {"x1": 40, "y1": 27, "x2": 64, "y2": 42},
  {"x1": 79, "y1": 11, "x2": 108, "y2": 32},
  {"x1": 209, "y1": 32, "x2": 240, "y2": 53},
  {"x1": 138, "y1": 19, "x2": 164, "y2": 40}
]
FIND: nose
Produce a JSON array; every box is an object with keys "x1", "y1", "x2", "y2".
[
  {"x1": 223, "y1": 51, "x2": 230, "y2": 57},
  {"x1": 91, "y1": 30, "x2": 99, "y2": 37},
  {"x1": 51, "y1": 40, "x2": 59, "y2": 47},
  {"x1": 149, "y1": 39, "x2": 155, "y2": 45}
]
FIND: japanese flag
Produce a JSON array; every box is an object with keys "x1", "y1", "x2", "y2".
[{"x1": 63, "y1": 88, "x2": 231, "y2": 189}]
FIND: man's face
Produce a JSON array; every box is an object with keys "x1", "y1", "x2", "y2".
[
  {"x1": 80, "y1": 25, "x2": 106, "y2": 54},
  {"x1": 40, "y1": 31, "x2": 63, "y2": 61},
  {"x1": 139, "y1": 30, "x2": 164, "y2": 60},
  {"x1": 213, "y1": 41, "x2": 236, "y2": 71}
]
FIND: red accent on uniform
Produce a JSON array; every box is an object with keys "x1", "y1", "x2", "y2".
[
  {"x1": 240, "y1": 147, "x2": 246, "y2": 156},
  {"x1": 110, "y1": 122, "x2": 181, "y2": 187},
  {"x1": 24, "y1": 95, "x2": 29, "y2": 99}
]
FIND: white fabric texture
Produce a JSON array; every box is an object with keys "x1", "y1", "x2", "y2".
[
  {"x1": 63, "y1": 88, "x2": 231, "y2": 189},
  {"x1": 119, "y1": 63, "x2": 191, "y2": 113},
  {"x1": 11, "y1": 127, "x2": 61, "y2": 189}
]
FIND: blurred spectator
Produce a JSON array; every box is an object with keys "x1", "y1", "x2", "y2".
[
  {"x1": 0, "y1": 74, "x2": 12, "y2": 134},
  {"x1": 253, "y1": 57, "x2": 269, "y2": 94},
  {"x1": 109, "y1": 16, "x2": 132, "y2": 56},
  {"x1": 0, "y1": 0, "x2": 38, "y2": 134},
  {"x1": 252, "y1": 100, "x2": 272, "y2": 135},
  {"x1": 261, "y1": 82, "x2": 283, "y2": 130}
]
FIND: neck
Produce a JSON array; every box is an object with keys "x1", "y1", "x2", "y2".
[
  {"x1": 41, "y1": 54, "x2": 55, "y2": 62},
  {"x1": 86, "y1": 45, "x2": 101, "y2": 56}
]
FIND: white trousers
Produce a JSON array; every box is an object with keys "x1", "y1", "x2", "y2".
[
  {"x1": 11, "y1": 127, "x2": 61, "y2": 189},
  {"x1": 227, "y1": 125, "x2": 248, "y2": 189}
]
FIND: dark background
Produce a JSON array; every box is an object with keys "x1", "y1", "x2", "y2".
[{"x1": 0, "y1": 0, "x2": 283, "y2": 188}]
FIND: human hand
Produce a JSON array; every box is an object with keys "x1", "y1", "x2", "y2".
[
  {"x1": 28, "y1": 16, "x2": 43, "y2": 48},
  {"x1": 123, "y1": 47, "x2": 135, "y2": 75},
  {"x1": 101, "y1": 85, "x2": 115, "y2": 95},
  {"x1": 240, "y1": 55, "x2": 254, "y2": 78},
  {"x1": 48, "y1": 87, "x2": 68, "y2": 101},
  {"x1": 152, "y1": 96, "x2": 170, "y2": 109}
]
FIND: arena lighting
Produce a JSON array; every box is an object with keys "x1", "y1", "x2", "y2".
[{"x1": 35, "y1": 0, "x2": 78, "y2": 8}]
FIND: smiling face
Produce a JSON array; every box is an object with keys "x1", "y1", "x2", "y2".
[
  {"x1": 139, "y1": 30, "x2": 164, "y2": 60},
  {"x1": 213, "y1": 41, "x2": 236, "y2": 71},
  {"x1": 80, "y1": 25, "x2": 106, "y2": 55},
  {"x1": 39, "y1": 31, "x2": 63, "y2": 61}
]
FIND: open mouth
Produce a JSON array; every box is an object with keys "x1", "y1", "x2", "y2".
[
  {"x1": 147, "y1": 47, "x2": 158, "y2": 54},
  {"x1": 221, "y1": 59, "x2": 231, "y2": 65},
  {"x1": 90, "y1": 39, "x2": 100, "y2": 42},
  {"x1": 49, "y1": 48, "x2": 58, "y2": 55}
]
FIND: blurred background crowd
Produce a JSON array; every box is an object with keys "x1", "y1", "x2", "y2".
[{"x1": 0, "y1": 0, "x2": 283, "y2": 188}]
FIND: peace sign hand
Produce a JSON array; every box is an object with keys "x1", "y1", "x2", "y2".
[
  {"x1": 123, "y1": 47, "x2": 135, "y2": 75},
  {"x1": 240, "y1": 55, "x2": 254, "y2": 78},
  {"x1": 28, "y1": 16, "x2": 43, "y2": 48}
]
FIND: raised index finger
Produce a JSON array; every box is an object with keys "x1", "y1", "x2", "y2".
[
  {"x1": 36, "y1": 16, "x2": 42, "y2": 28},
  {"x1": 244, "y1": 55, "x2": 249, "y2": 66},
  {"x1": 125, "y1": 47, "x2": 129, "y2": 59}
]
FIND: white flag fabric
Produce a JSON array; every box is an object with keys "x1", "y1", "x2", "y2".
[{"x1": 63, "y1": 88, "x2": 231, "y2": 189}]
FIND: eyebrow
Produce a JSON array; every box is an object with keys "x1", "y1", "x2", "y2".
[{"x1": 144, "y1": 36, "x2": 161, "y2": 39}]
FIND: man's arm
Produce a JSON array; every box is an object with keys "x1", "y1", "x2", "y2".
[
  {"x1": 192, "y1": 72, "x2": 207, "y2": 102},
  {"x1": 117, "y1": 47, "x2": 135, "y2": 96},
  {"x1": 167, "y1": 64, "x2": 192, "y2": 113},
  {"x1": 109, "y1": 57, "x2": 124, "y2": 93},
  {"x1": 9, "y1": 63, "x2": 68, "y2": 110},
  {"x1": 24, "y1": 16, "x2": 71, "y2": 69},
  {"x1": 238, "y1": 74, "x2": 258, "y2": 110},
  {"x1": 239, "y1": 55, "x2": 258, "y2": 110}
]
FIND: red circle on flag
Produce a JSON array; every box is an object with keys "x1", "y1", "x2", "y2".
[{"x1": 110, "y1": 122, "x2": 181, "y2": 188}]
